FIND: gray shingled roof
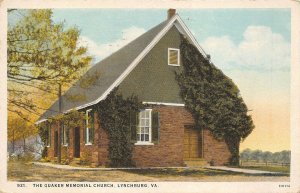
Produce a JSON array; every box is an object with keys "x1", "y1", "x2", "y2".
[{"x1": 38, "y1": 19, "x2": 169, "y2": 121}]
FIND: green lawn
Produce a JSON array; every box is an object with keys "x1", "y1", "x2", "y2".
[
  {"x1": 7, "y1": 161, "x2": 289, "y2": 182},
  {"x1": 238, "y1": 166, "x2": 290, "y2": 173},
  {"x1": 124, "y1": 168, "x2": 239, "y2": 177}
]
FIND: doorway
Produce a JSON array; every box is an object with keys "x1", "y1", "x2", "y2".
[
  {"x1": 74, "y1": 127, "x2": 80, "y2": 158},
  {"x1": 54, "y1": 131, "x2": 58, "y2": 157},
  {"x1": 184, "y1": 125, "x2": 202, "y2": 159}
]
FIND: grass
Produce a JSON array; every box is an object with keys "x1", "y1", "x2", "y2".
[
  {"x1": 124, "y1": 168, "x2": 239, "y2": 178},
  {"x1": 7, "y1": 161, "x2": 290, "y2": 182},
  {"x1": 238, "y1": 166, "x2": 290, "y2": 173}
]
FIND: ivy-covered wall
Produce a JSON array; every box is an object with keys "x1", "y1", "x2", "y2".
[
  {"x1": 95, "y1": 89, "x2": 143, "y2": 167},
  {"x1": 176, "y1": 35, "x2": 254, "y2": 165},
  {"x1": 39, "y1": 25, "x2": 254, "y2": 167}
]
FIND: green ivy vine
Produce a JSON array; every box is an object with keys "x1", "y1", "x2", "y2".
[
  {"x1": 176, "y1": 35, "x2": 254, "y2": 165},
  {"x1": 38, "y1": 122, "x2": 49, "y2": 158},
  {"x1": 95, "y1": 88, "x2": 143, "y2": 167}
]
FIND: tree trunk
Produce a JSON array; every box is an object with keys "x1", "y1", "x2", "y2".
[
  {"x1": 12, "y1": 130, "x2": 15, "y2": 154},
  {"x1": 23, "y1": 134, "x2": 26, "y2": 153},
  {"x1": 225, "y1": 134, "x2": 240, "y2": 166},
  {"x1": 57, "y1": 83, "x2": 62, "y2": 163}
]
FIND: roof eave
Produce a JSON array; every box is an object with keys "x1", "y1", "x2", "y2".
[{"x1": 36, "y1": 14, "x2": 208, "y2": 124}]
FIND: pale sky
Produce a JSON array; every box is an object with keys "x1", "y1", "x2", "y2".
[{"x1": 50, "y1": 9, "x2": 291, "y2": 152}]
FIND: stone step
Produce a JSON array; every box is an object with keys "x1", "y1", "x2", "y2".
[{"x1": 184, "y1": 158, "x2": 209, "y2": 167}]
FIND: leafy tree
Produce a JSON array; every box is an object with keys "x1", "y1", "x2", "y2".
[
  {"x1": 240, "y1": 148, "x2": 252, "y2": 161},
  {"x1": 8, "y1": 9, "x2": 93, "y2": 163},
  {"x1": 251, "y1": 149, "x2": 263, "y2": 161},
  {"x1": 239, "y1": 149, "x2": 291, "y2": 163},
  {"x1": 176, "y1": 35, "x2": 254, "y2": 165},
  {"x1": 8, "y1": 116, "x2": 38, "y2": 154},
  {"x1": 280, "y1": 150, "x2": 291, "y2": 163},
  {"x1": 7, "y1": 9, "x2": 92, "y2": 121},
  {"x1": 262, "y1": 151, "x2": 273, "y2": 162}
]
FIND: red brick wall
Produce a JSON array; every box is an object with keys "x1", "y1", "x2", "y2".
[
  {"x1": 78, "y1": 112, "x2": 101, "y2": 166},
  {"x1": 132, "y1": 106, "x2": 231, "y2": 167},
  {"x1": 203, "y1": 129, "x2": 231, "y2": 165},
  {"x1": 46, "y1": 106, "x2": 232, "y2": 167},
  {"x1": 96, "y1": 115, "x2": 110, "y2": 167},
  {"x1": 132, "y1": 106, "x2": 193, "y2": 167},
  {"x1": 46, "y1": 112, "x2": 102, "y2": 166}
]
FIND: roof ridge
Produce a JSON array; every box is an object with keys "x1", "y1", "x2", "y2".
[
  {"x1": 37, "y1": 14, "x2": 208, "y2": 124},
  {"x1": 92, "y1": 20, "x2": 169, "y2": 68},
  {"x1": 37, "y1": 19, "x2": 171, "y2": 123}
]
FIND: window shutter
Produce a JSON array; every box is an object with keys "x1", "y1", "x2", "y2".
[
  {"x1": 66, "y1": 126, "x2": 69, "y2": 145},
  {"x1": 152, "y1": 111, "x2": 160, "y2": 144},
  {"x1": 91, "y1": 128, "x2": 94, "y2": 143},
  {"x1": 49, "y1": 123, "x2": 51, "y2": 146},
  {"x1": 130, "y1": 111, "x2": 138, "y2": 143},
  {"x1": 83, "y1": 117, "x2": 87, "y2": 144},
  {"x1": 90, "y1": 111, "x2": 95, "y2": 143},
  {"x1": 61, "y1": 122, "x2": 64, "y2": 145}
]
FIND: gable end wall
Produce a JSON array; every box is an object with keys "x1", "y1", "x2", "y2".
[{"x1": 118, "y1": 25, "x2": 184, "y2": 104}]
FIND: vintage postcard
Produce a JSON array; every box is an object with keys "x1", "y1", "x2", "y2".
[{"x1": 1, "y1": 0, "x2": 300, "y2": 193}]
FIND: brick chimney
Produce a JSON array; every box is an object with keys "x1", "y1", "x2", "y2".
[{"x1": 167, "y1": 9, "x2": 176, "y2": 19}]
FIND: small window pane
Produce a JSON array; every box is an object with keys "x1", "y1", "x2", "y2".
[
  {"x1": 140, "y1": 119, "x2": 145, "y2": 126},
  {"x1": 141, "y1": 134, "x2": 144, "y2": 141},
  {"x1": 144, "y1": 127, "x2": 149, "y2": 134},
  {"x1": 145, "y1": 119, "x2": 150, "y2": 126},
  {"x1": 168, "y1": 49, "x2": 179, "y2": 65},
  {"x1": 145, "y1": 134, "x2": 149, "y2": 141},
  {"x1": 88, "y1": 128, "x2": 93, "y2": 143}
]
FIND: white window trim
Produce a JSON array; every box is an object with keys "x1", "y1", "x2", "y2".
[
  {"x1": 62, "y1": 124, "x2": 68, "y2": 147},
  {"x1": 135, "y1": 142, "x2": 154, "y2": 145},
  {"x1": 142, "y1": 101, "x2": 185, "y2": 106},
  {"x1": 135, "y1": 109, "x2": 153, "y2": 145},
  {"x1": 168, "y1": 48, "x2": 180, "y2": 66},
  {"x1": 85, "y1": 109, "x2": 93, "y2": 146}
]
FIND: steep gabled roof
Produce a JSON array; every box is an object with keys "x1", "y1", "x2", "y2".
[{"x1": 37, "y1": 14, "x2": 207, "y2": 124}]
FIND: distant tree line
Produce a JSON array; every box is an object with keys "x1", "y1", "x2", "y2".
[{"x1": 240, "y1": 149, "x2": 290, "y2": 163}]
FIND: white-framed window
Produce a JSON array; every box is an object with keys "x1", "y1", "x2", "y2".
[
  {"x1": 85, "y1": 109, "x2": 94, "y2": 145},
  {"x1": 61, "y1": 123, "x2": 68, "y2": 146},
  {"x1": 136, "y1": 109, "x2": 152, "y2": 144},
  {"x1": 168, "y1": 48, "x2": 180, "y2": 66}
]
